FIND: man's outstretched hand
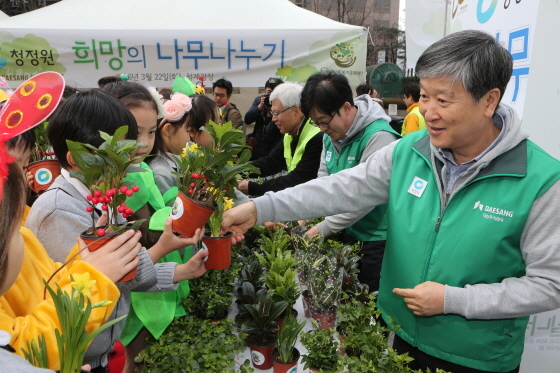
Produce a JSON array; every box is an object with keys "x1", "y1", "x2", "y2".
[{"x1": 221, "y1": 201, "x2": 258, "y2": 241}]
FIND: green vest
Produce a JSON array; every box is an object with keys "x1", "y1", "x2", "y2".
[
  {"x1": 380, "y1": 130, "x2": 560, "y2": 371},
  {"x1": 401, "y1": 106, "x2": 426, "y2": 135},
  {"x1": 283, "y1": 119, "x2": 321, "y2": 172},
  {"x1": 323, "y1": 120, "x2": 399, "y2": 241}
]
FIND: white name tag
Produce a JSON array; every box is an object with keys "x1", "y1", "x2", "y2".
[
  {"x1": 408, "y1": 176, "x2": 428, "y2": 198},
  {"x1": 325, "y1": 151, "x2": 332, "y2": 162}
]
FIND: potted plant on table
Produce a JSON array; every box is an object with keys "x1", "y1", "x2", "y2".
[
  {"x1": 241, "y1": 291, "x2": 287, "y2": 370},
  {"x1": 271, "y1": 314, "x2": 306, "y2": 373},
  {"x1": 66, "y1": 125, "x2": 145, "y2": 281},
  {"x1": 300, "y1": 319, "x2": 339, "y2": 373},
  {"x1": 307, "y1": 255, "x2": 343, "y2": 330},
  {"x1": 27, "y1": 121, "x2": 62, "y2": 193},
  {"x1": 172, "y1": 120, "x2": 258, "y2": 270}
]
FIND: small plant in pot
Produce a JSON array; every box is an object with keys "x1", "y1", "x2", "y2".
[
  {"x1": 241, "y1": 291, "x2": 287, "y2": 370},
  {"x1": 27, "y1": 121, "x2": 62, "y2": 193},
  {"x1": 172, "y1": 120, "x2": 258, "y2": 269},
  {"x1": 300, "y1": 319, "x2": 339, "y2": 372},
  {"x1": 66, "y1": 126, "x2": 146, "y2": 282},
  {"x1": 307, "y1": 255, "x2": 343, "y2": 330},
  {"x1": 265, "y1": 266, "x2": 300, "y2": 330},
  {"x1": 271, "y1": 314, "x2": 306, "y2": 373},
  {"x1": 234, "y1": 281, "x2": 265, "y2": 327}
]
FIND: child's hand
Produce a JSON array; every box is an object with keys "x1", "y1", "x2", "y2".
[
  {"x1": 25, "y1": 171, "x2": 34, "y2": 190},
  {"x1": 148, "y1": 217, "x2": 204, "y2": 263},
  {"x1": 79, "y1": 229, "x2": 142, "y2": 282},
  {"x1": 173, "y1": 247, "x2": 209, "y2": 282}
]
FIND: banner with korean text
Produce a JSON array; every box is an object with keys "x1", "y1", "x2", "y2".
[{"x1": 0, "y1": 29, "x2": 367, "y2": 88}]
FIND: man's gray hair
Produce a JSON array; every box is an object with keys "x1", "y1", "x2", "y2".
[
  {"x1": 416, "y1": 30, "x2": 512, "y2": 103},
  {"x1": 270, "y1": 82, "x2": 303, "y2": 108}
]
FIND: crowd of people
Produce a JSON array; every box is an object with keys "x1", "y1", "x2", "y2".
[{"x1": 1, "y1": 29, "x2": 559, "y2": 373}]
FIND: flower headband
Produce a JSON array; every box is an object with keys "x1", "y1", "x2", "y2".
[
  {"x1": 162, "y1": 92, "x2": 192, "y2": 123},
  {"x1": 0, "y1": 72, "x2": 65, "y2": 201}
]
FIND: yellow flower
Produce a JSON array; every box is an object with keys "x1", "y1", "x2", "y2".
[
  {"x1": 91, "y1": 300, "x2": 113, "y2": 308},
  {"x1": 71, "y1": 272, "x2": 96, "y2": 298},
  {"x1": 208, "y1": 186, "x2": 219, "y2": 195},
  {"x1": 223, "y1": 197, "x2": 234, "y2": 211},
  {"x1": 181, "y1": 143, "x2": 200, "y2": 158}
]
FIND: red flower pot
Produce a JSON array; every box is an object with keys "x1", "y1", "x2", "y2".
[
  {"x1": 310, "y1": 305, "x2": 337, "y2": 330},
  {"x1": 272, "y1": 347, "x2": 300, "y2": 373},
  {"x1": 338, "y1": 334, "x2": 348, "y2": 356},
  {"x1": 248, "y1": 340, "x2": 276, "y2": 370},
  {"x1": 80, "y1": 226, "x2": 137, "y2": 282},
  {"x1": 170, "y1": 192, "x2": 215, "y2": 237},
  {"x1": 202, "y1": 232, "x2": 232, "y2": 270},
  {"x1": 27, "y1": 159, "x2": 61, "y2": 193}
]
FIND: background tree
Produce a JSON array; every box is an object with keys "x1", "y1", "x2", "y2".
[{"x1": 0, "y1": 0, "x2": 59, "y2": 16}]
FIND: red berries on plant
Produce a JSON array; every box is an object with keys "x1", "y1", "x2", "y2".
[
  {"x1": 86, "y1": 206, "x2": 94, "y2": 213},
  {"x1": 117, "y1": 206, "x2": 125, "y2": 213},
  {"x1": 120, "y1": 186, "x2": 128, "y2": 194},
  {"x1": 190, "y1": 183, "x2": 196, "y2": 188},
  {"x1": 105, "y1": 189, "x2": 115, "y2": 197},
  {"x1": 132, "y1": 186, "x2": 140, "y2": 192},
  {"x1": 125, "y1": 190, "x2": 134, "y2": 197},
  {"x1": 188, "y1": 189, "x2": 193, "y2": 194},
  {"x1": 96, "y1": 228, "x2": 106, "y2": 236},
  {"x1": 122, "y1": 213, "x2": 129, "y2": 218},
  {"x1": 92, "y1": 197, "x2": 99, "y2": 204},
  {"x1": 86, "y1": 194, "x2": 93, "y2": 201},
  {"x1": 101, "y1": 204, "x2": 109, "y2": 211},
  {"x1": 125, "y1": 208, "x2": 134, "y2": 215},
  {"x1": 191, "y1": 173, "x2": 200, "y2": 179},
  {"x1": 93, "y1": 190, "x2": 102, "y2": 197}
]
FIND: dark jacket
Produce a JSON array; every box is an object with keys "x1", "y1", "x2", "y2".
[{"x1": 245, "y1": 95, "x2": 282, "y2": 160}]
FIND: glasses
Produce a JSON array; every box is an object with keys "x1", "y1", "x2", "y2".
[
  {"x1": 270, "y1": 106, "x2": 293, "y2": 117},
  {"x1": 310, "y1": 113, "x2": 337, "y2": 129}
]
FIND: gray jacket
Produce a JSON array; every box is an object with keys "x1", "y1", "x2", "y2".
[
  {"x1": 253, "y1": 103, "x2": 560, "y2": 320},
  {"x1": 25, "y1": 176, "x2": 179, "y2": 368},
  {"x1": 315, "y1": 95, "x2": 398, "y2": 237}
]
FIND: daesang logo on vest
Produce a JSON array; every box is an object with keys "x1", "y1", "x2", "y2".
[{"x1": 473, "y1": 201, "x2": 514, "y2": 223}]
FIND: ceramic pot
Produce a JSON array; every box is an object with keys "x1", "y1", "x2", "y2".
[
  {"x1": 202, "y1": 232, "x2": 232, "y2": 270},
  {"x1": 80, "y1": 226, "x2": 137, "y2": 282},
  {"x1": 271, "y1": 347, "x2": 300, "y2": 373},
  {"x1": 170, "y1": 192, "x2": 215, "y2": 237},
  {"x1": 27, "y1": 159, "x2": 61, "y2": 193}
]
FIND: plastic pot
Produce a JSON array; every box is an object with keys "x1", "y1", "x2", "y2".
[
  {"x1": 247, "y1": 335, "x2": 276, "y2": 370},
  {"x1": 202, "y1": 232, "x2": 232, "y2": 270},
  {"x1": 80, "y1": 226, "x2": 137, "y2": 282},
  {"x1": 271, "y1": 347, "x2": 300, "y2": 373},
  {"x1": 310, "y1": 305, "x2": 337, "y2": 330},
  {"x1": 170, "y1": 192, "x2": 215, "y2": 237},
  {"x1": 27, "y1": 159, "x2": 61, "y2": 193}
]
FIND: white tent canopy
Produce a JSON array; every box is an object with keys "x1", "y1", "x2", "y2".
[
  {"x1": 0, "y1": 0, "x2": 362, "y2": 31},
  {"x1": 0, "y1": 10, "x2": 8, "y2": 20},
  {"x1": 0, "y1": 0, "x2": 367, "y2": 88}
]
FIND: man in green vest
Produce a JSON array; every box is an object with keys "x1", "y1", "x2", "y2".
[
  {"x1": 300, "y1": 72, "x2": 399, "y2": 292},
  {"x1": 223, "y1": 30, "x2": 560, "y2": 373},
  {"x1": 237, "y1": 82, "x2": 323, "y2": 196}
]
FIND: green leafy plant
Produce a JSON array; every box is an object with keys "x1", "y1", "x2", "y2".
[
  {"x1": 135, "y1": 317, "x2": 253, "y2": 373},
  {"x1": 275, "y1": 314, "x2": 306, "y2": 363},
  {"x1": 264, "y1": 268, "x2": 300, "y2": 312},
  {"x1": 66, "y1": 126, "x2": 146, "y2": 237},
  {"x1": 234, "y1": 281, "x2": 265, "y2": 324},
  {"x1": 241, "y1": 291, "x2": 287, "y2": 346},
  {"x1": 22, "y1": 274, "x2": 126, "y2": 373},
  {"x1": 174, "y1": 121, "x2": 259, "y2": 237},
  {"x1": 30, "y1": 121, "x2": 55, "y2": 162},
  {"x1": 300, "y1": 319, "x2": 339, "y2": 372},
  {"x1": 306, "y1": 255, "x2": 343, "y2": 314}
]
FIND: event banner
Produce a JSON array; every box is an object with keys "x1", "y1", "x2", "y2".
[{"x1": 0, "y1": 29, "x2": 367, "y2": 88}]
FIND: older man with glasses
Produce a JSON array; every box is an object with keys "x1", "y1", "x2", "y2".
[{"x1": 237, "y1": 82, "x2": 323, "y2": 197}]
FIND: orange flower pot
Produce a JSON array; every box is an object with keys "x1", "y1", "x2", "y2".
[
  {"x1": 170, "y1": 192, "x2": 215, "y2": 237},
  {"x1": 202, "y1": 232, "x2": 232, "y2": 270},
  {"x1": 27, "y1": 159, "x2": 61, "y2": 193},
  {"x1": 80, "y1": 226, "x2": 137, "y2": 282},
  {"x1": 271, "y1": 347, "x2": 300, "y2": 373}
]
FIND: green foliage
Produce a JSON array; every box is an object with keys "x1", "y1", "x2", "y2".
[
  {"x1": 276, "y1": 314, "x2": 306, "y2": 363},
  {"x1": 300, "y1": 319, "x2": 339, "y2": 371},
  {"x1": 306, "y1": 255, "x2": 343, "y2": 313},
  {"x1": 66, "y1": 126, "x2": 146, "y2": 232},
  {"x1": 135, "y1": 317, "x2": 253, "y2": 373},
  {"x1": 264, "y1": 268, "x2": 300, "y2": 310},
  {"x1": 21, "y1": 333, "x2": 48, "y2": 368},
  {"x1": 30, "y1": 121, "x2": 54, "y2": 162},
  {"x1": 234, "y1": 282, "x2": 265, "y2": 320},
  {"x1": 241, "y1": 291, "x2": 287, "y2": 345}
]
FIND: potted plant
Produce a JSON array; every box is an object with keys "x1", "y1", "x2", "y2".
[
  {"x1": 234, "y1": 281, "x2": 265, "y2": 327},
  {"x1": 66, "y1": 125, "x2": 145, "y2": 281},
  {"x1": 22, "y1": 274, "x2": 126, "y2": 373},
  {"x1": 172, "y1": 120, "x2": 258, "y2": 269},
  {"x1": 271, "y1": 314, "x2": 306, "y2": 373},
  {"x1": 135, "y1": 317, "x2": 253, "y2": 372},
  {"x1": 241, "y1": 291, "x2": 287, "y2": 370},
  {"x1": 307, "y1": 255, "x2": 343, "y2": 330},
  {"x1": 27, "y1": 121, "x2": 62, "y2": 193},
  {"x1": 264, "y1": 266, "x2": 300, "y2": 329},
  {"x1": 300, "y1": 319, "x2": 339, "y2": 372}
]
